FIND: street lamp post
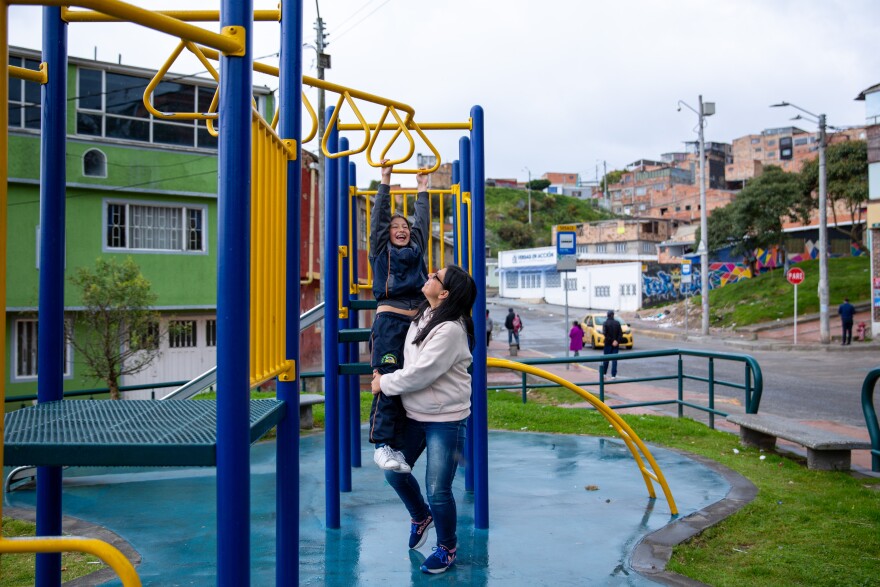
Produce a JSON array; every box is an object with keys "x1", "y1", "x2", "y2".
[
  {"x1": 523, "y1": 166, "x2": 532, "y2": 224},
  {"x1": 678, "y1": 95, "x2": 715, "y2": 335},
  {"x1": 770, "y1": 102, "x2": 830, "y2": 344}
]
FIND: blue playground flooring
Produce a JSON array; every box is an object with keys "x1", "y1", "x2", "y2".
[{"x1": 5, "y1": 428, "x2": 730, "y2": 585}]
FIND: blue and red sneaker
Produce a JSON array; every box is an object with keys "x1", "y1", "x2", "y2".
[
  {"x1": 420, "y1": 544, "x2": 456, "y2": 574},
  {"x1": 409, "y1": 515, "x2": 433, "y2": 549}
]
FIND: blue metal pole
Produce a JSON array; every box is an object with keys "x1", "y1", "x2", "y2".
[
  {"x1": 276, "y1": 0, "x2": 303, "y2": 583},
  {"x1": 470, "y1": 106, "x2": 489, "y2": 529},
  {"x1": 35, "y1": 9, "x2": 66, "y2": 585},
  {"x1": 218, "y1": 1, "x2": 253, "y2": 584},
  {"x1": 323, "y1": 107, "x2": 341, "y2": 528},
  {"x1": 451, "y1": 161, "x2": 460, "y2": 266},
  {"x1": 338, "y1": 138, "x2": 352, "y2": 492},
  {"x1": 458, "y1": 137, "x2": 471, "y2": 274},
  {"x1": 348, "y1": 161, "x2": 362, "y2": 468},
  {"x1": 451, "y1": 159, "x2": 475, "y2": 491}
]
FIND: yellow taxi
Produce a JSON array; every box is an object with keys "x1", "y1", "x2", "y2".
[{"x1": 580, "y1": 313, "x2": 634, "y2": 350}]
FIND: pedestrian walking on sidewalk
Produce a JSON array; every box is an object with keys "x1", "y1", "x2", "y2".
[
  {"x1": 839, "y1": 297, "x2": 855, "y2": 345},
  {"x1": 601, "y1": 310, "x2": 622, "y2": 379},
  {"x1": 504, "y1": 308, "x2": 520, "y2": 349},
  {"x1": 568, "y1": 321, "x2": 584, "y2": 357}
]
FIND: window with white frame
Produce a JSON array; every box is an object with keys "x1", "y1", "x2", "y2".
[
  {"x1": 545, "y1": 272, "x2": 561, "y2": 288},
  {"x1": 10, "y1": 56, "x2": 42, "y2": 130},
  {"x1": 521, "y1": 272, "x2": 541, "y2": 289},
  {"x1": 169, "y1": 320, "x2": 198, "y2": 348},
  {"x1": 577, "y1": 244, "x2": 588, "y2": 254},
  {"x1": 106, "y1": 201, "x2": 206, "y2": 253},
  {"x1": 620, "y1": 283, "x2": 637, "y2": 296},
  {"x1": 596, "y1": 243, "x2": 607, "y2": 253},
  {"x1": 595, "y1": 285, "x2": 611, "y2": 297},
  {"x1": 615, "y1": 242, "x2": 627, "y2": 253},
  {"x1": 76, "y1": 67, "x2": 229, "y2": 149},
  {"x1": 565, "y1": 277, "x2": 577, "y2": 291},
  {"x1": 505, "y1": 272, "x2": 518, "y2": 288},
  {"x1": 14, "y1": 318, "x2": 72, "y2": 379},
  {"x1": 642, "y1": 242, "x2": 655, "y2": 253}
]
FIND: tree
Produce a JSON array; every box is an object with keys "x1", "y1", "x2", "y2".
[
  {"x1": 68, "y1": 257, "x2": 163, "y2": 400},
  {"x1": 799, "y1": 140, "x2": 868, "y2": 243},
  {"x1": 599, "y1": 169, "x2": 624, "y2": 193},
  {"x1": 527, "y1": 178, "x2": 551, "y2": 191},
  {"x1": 702, "y1": 166, "x2": 802, "y2": 271}
]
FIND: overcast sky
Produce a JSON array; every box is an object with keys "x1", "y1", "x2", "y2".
[{"x1": 10, "y1": 0, "x2": 880, "y2": 186}]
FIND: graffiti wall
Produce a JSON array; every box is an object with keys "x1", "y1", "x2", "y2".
[{"x1": 642, "y1": 230, "x2": 864, "y2": 308}]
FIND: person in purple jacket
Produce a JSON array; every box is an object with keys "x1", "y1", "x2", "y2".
[{"x1": 371, "y1": 264, "x2": 477, "y2": 574}]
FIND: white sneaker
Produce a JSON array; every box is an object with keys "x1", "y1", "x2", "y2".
[
  {"x1": 390, "y1": 448, "x2": 412, "y2": 474},
  {"x1": 374, "y1": 445, "x2": 401, "y2": 470}
]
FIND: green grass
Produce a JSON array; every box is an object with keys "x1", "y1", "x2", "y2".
[
  {"x1": 485, "y1": 187, "x2": 611, "y2": 249},
  {"x1": 699, "y1": 256, "x2": 870, "y2": 328},
  {"x1": 6, "y1": 387, "x2": 877, "y2": 586}
]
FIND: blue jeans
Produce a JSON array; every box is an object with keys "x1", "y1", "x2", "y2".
[
  {"x1": 507, "y1": 329, "x2": 519, "y2": 346},
  {"x1": 384, "y1": 418, "x2": 467, "y2": 550},
  {"x1": 602, "y1": 344, "x2": 619, "y2": 377}
]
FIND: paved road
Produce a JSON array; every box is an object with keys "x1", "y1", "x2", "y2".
[{"x1": 488, "y1": 299, "x2": 876, "y2": 427}]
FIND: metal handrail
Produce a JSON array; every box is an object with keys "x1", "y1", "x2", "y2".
[
  {"x1": 861, "y1": 366, "x2": 880, "y2": 472},
  {"x1": 492, "y1": 348, "x2": 762, "y2": 429}
]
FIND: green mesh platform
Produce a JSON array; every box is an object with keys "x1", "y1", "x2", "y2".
[{"x1": 3, "y1": 399, "x2": 286, "y2": 467}]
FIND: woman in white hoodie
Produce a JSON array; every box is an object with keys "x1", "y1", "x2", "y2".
[{"x1": 371, "y1": 264, "x2": 477, "y2": 575}]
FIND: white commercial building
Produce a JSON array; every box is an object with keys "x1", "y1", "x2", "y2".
[{"x1": 497, "y1": 246, "x2": 643, "y2": 312}]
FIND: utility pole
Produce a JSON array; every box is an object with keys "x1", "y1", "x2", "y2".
[
  {"x1": 314, "y1": 2, "x2": 328, "y2": 299},
  {"x1": 603, "y1": 160, "x2": 609, "y2": 207},
  {"x1": 769, "y1": 101, "x2": 830, "y2": 344},
  {"x1": 678, "y1": 95, "x2": 715, "y2": 336},
  {"x1": 523, "y1": 166, "x2": 532, "y2": 224},
  {"x1": 697, "y1": 95, "x2": 710, "y2": 336},
  {"x1": 817, "y1": 114, "x2": 830, "y2": 344}
]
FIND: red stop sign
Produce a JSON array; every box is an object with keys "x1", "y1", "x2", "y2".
[{"x1": 786, "y1": 267, "x2": 805, "y2": 285}]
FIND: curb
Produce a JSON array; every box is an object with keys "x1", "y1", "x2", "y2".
[{"x1": 630, "y1": 450, "x2": 758, "y2": 586}]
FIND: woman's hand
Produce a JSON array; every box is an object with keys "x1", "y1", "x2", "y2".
[{"x1": 371, "y1": 370, "x2": 382, "y2": 394}]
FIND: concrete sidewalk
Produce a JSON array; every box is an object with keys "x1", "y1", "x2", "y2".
[{"x1": 485, "y1": 337, "x2": 877, "y2": 474}]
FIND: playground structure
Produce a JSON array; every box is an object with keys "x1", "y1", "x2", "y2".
[{"x1": 0, "y1": 2, "x2": 678, "y2": 585}]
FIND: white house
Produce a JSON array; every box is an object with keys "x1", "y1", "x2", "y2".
[{"x1": 497, "y1": 246, "x2": 643, "y2": 312}]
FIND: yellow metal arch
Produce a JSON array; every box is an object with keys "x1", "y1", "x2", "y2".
[{"x1": 487, "y1": 358, "x2": 679, "y2": 515}]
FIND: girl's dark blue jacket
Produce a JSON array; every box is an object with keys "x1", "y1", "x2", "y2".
[{"x1": 369, "y1": 183, "x2": 430, "y2": 310}]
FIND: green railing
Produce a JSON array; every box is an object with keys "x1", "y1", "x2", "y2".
[
  {"x1": 492, "y1": 349, "x2": 763, "y2": 430},
  {"x1": 861, "y1": 366, "x2": 880, "y2": 472},
  {"x1": 298, "y1": 349, "x2": 762, "y2": 430}
]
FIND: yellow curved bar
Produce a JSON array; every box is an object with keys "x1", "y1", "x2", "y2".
[
  {"x1": 17, "y1": 0, "x2": 243, "y2": 55},
  {"x1": 486, "y1": 357, "x2": 679, "y2": 515},
  {"x1": 303, "y1": 75, "x2": 415, "y2": 118},
  {"x1": 322, "y1": 91, "x2": 371, "y2": 159},
  {"x1": 0, "y1": 537, "x2": 141, "y2": 586},
  {"x1": 301, "y1": 92, "x2": 318, "y2": 143},
  {"x1": 61, "y1": 8, "x2": 280, "y2": 22},
  {"x1": 9, "y1": 62, "x2": 47, "y2": 83},
  {"x1": 364, "y1": 106, "x2": 414, "y2": 169},
  {"x1": 144, "y1": 41, "x2": 221, "y2": 121}
]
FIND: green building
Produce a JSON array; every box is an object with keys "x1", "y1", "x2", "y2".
[{"x1": 6, "y1": 46, "x2": 275, "y2": 403}]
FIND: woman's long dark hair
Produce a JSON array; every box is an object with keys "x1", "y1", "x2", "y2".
[{"x1": 411, "y1": 264, "x2": 477, "y2": 347}]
